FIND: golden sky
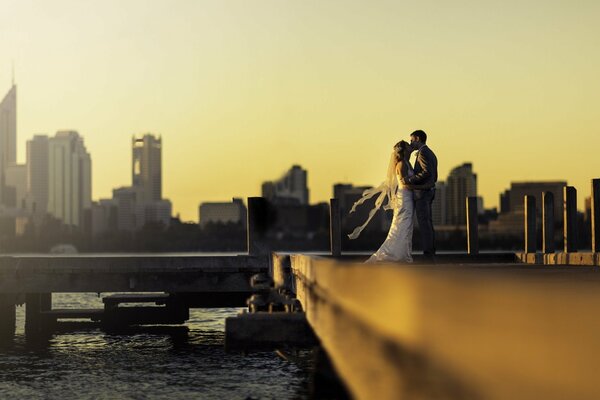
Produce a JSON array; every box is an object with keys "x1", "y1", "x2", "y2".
[{"x1": 1, "y1": 0, "x2": 599, "y2": 221}]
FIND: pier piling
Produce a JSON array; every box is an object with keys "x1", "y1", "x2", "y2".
[
  {"x1": 592, "y1": 179, "x2": 600, "y2": 253},
  {"x1": 466, "y1": 196, "x2": 479, "y2": 255},
  {"x1": 247, "y1": 197, "x2": 271, "y2": 256},
  {"x1": 525, "y1": 195, "x2": 537, "y2": 253},
  {"x1": 329, "y1": 198, "x2": 341, "y2": 257},
  {"x1": 25, "y1": 293, "x2": 53, "y2": 337},
  {"x1": 563, "y1": 186, "x2": 577, "y2": 253},
  {"x1": 542, "y1": 192, "x2": 555, "y2": 254},
  {"x1": 0, "y1": 294, "x2": 16, "y2": 339}
]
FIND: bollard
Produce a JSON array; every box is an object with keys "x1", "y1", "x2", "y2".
[
  {"x1": 542, "y1": 192, "x2": 555, "y2": 254},
  {"x1": 524, "y1": 196, "x2": 537, "y2": 253},
  {"x1": 466, "y1": 197, "x2": 479, "y2": 255},
  {"x1": 592, "y1": 179, "x2": 600, "y2": 253},
  {"x1": 247, "y1": 197, "x2": 271, "y2": 256},
  {"x1": 0, "y1": 294, "x2": 16, "y2": 339},
  {"x1": 25, "y1": 293, "x2": 53, "y2": 337},
  {"x1": 563, "y1": 186, "x2": 577, "y2": 253},
  {"x1": 329, "y1": 199, "x2": 341, "y2": 257}
]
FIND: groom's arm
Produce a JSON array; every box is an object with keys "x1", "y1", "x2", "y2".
[{"x1": 406, "y1": 151, "x2": 433, "y2": 185}]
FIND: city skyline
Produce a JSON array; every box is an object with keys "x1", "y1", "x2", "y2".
[{"x1": 2, "y1": 1, "x2": 599, "y2": 221}]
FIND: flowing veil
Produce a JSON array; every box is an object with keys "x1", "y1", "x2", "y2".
[{"x1": 347, "y1": 151, "x2": 399, "y2": 239}]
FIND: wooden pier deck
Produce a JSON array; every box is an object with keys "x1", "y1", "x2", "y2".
[{"x1": 289, "y1": 254, "x2": 600, "y2": 400}]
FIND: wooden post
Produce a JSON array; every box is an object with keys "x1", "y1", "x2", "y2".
[
  {"x1": 247, "y1": 197, "x2": 270, "y2": 256},
  {"x1": 25, "y1": 293, "x2": 52, "y2": 337},
  {"x1": 466, "y1": 197, "x2": 479, "y2": 255},
  {"x1": 592, "y1": 179, "x2": 600, "y2": 253},
  {"x1": 542, "y1": 191, "x2": 555, "y2": 254},
  {"x1": 330, "y1": 199, "x2": 341, "y2": 257},
  {"x1": 0, "y1": 294, "x2": 16, "y2": 339},
  {"x1": 564, "y1": 186, "x2": 577, "y2": 253},
  {"x1": 524, "y1": 196, "x2": 537, "y2": 253}
]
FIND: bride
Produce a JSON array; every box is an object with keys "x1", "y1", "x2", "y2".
[{"x1": 348, "y1": 140, "x2": 426, "y2": 263}]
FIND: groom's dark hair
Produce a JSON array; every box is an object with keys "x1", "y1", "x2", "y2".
[{"x1": 410, "y1": 130, "x2": 427, "y2": 143}]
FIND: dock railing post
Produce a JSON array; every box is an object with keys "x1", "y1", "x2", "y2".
[
  {"x1": 525, "y1": 195, "x2": 537, "y2": 253},
  {"x1": 466, "y1": 197, "x2": 479, "y2": 255},
  {"x1": 592, "y1": 179, "x2": 600, "y2": 253},
  {"x1": 329, "y1": 199, "x2": 341, "y2": 257},
  {"x1": 247, "y1": 197, "x2": 270, "y2": 256},
  {"x1": 564, "y1": 186, "x2": 578, "y2": 253},
  {"x1": 542, "y1": 191, "x2": 555, "y2": 254}
]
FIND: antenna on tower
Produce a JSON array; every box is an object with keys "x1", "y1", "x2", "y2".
[{"x1": 11, "y1": 60, "x2": 15, "y2": 86}]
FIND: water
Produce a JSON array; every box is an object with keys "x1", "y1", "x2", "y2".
[{"x1": 0, "y1": 294, "x2": 312, "y2": 399}]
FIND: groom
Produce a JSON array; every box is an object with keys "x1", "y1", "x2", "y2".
[{"x1": 403, "y1": 130, "x2": 438, "y2": 259}]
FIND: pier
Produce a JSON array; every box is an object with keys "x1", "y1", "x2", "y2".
[{"x1": 2, "y1": 179, "x2": 600, "y2": 398}]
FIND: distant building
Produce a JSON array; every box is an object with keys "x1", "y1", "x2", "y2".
[
  {"x1": 0, "y1": 84, "x2": 17, "y2": 205},
  {"x1": 91, "y1": 199, "x2": 118, "y2": 236},
  {"x1": 5, "y1": 164, "x2": 26, "y2": 209},
  {"x1": 47, "y1": 131, "x2": 92, "y2": 228},
  {"x1": 199, "y1": 198, "x2": 247, "y2": 228},
  {"x1": 26, "y1": 135, "x2": 49, "y2": 215},
  {"x1": 432, "y1": 181, "x2": 447, "y2": 226},
  {"x1": 489, "y1": 181, "x2": 567, "y2": 236},
  {"x1": 262, "y1": 165, "x2": 309, "y2": 205},
  {"x1": 112, "y1": 186, "x2": 141, "y2": 232},
  {"x1": 446, "y1": 163, "x2": 477, "y2": 226},
  {"x1": 144, "y1": 199, "x2": 172, "y2": 227},
  {"x1": 132, "y1": 134, "x2": 162, "y2": 204}
]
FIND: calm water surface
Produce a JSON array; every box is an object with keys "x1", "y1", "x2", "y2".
[{"x1": 0, "y1": 294, "x2": 312, "y2": 399}]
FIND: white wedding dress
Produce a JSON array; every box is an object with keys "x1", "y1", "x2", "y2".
[{"x1": 365, "y1": 165, "x2": 415, "y2": 263}]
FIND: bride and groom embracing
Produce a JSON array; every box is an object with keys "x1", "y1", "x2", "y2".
[{"x1": 348, "y1": 130, "x2": 438, "y2": 263}]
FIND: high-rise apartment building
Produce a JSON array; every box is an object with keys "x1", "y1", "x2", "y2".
[
  {"x1": 432, "y1": 181, "x2": 447, "y2": 226},
  {"x1": 47, "y1": 131, "x2": 92, "y2": 227},
  {"x1": 132, "y1": 134, "x2": 162, "y2": 204},
  {"x1": 445, "y1": 163, "x2": 477, "y2": 226},
  {"x1": 262, "y1": 165, "x2": 309, "y2": 205},
  {"x1": 26, "y1": 135, "x2": 49, "y2": 214}
]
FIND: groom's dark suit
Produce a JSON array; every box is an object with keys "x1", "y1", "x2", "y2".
[{"x1": 406, "y1": 145, "x2": 438, "y2": 257}]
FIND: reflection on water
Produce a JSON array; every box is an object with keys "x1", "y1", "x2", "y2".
[{"x1": 0, "y1": 294, "x2": 311, "y2": 399}]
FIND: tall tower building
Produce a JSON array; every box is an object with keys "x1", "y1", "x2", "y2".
[
  {"x1": 26, "y1": 135, "x2": 50, "y2": 214},
  {"x1": 432, "y1": 181, "x2": 447, "y2": 226},
  {"x1": 47, "y1": 131, "x2": 92, "y2": 227},
  {"x1": 0, "y1": 84, "x2": 17, "y2": 204},
  {"x1": 445, "y1": 163, "x2": 477, "y2": 226},
  {"x1": 0, "y1": 84, "x2": 16, "y2": 170},
  {"x1": 262, "y1": 165, "x2": 309, "y2": 205},
  {"x1": 132, "y1": 134, "x2": 162, "y2": 204}
]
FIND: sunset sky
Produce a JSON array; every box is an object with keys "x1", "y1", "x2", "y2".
[{"x1": 1, "y1": 0, "x2": 599, "y2": 221}]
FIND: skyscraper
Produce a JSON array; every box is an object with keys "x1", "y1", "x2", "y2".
[
  {"x1": 47, "y1": 131, "x2": 92, "y2": 227},
  {"x1": 432, "y1": 181, "x2": 447, "y2": 226},
  {"x1": 0, "y1": 84, "x2": 16, "y2": 171},
  {"x1": 262, "y1": 165, "x2": 309, "y2": 205},
  {"x1": 445, "y1": 163, "x2": 477, "y2": 226},
  {"x1": 0, "y1": 84, "x2": 17, "y2": 204},
  {"x1": 132, "y1": 134, "x2": 162, "y2": 204},
  {"x1": 26, "y1": 135, "x2": 49, "y2": 214}
]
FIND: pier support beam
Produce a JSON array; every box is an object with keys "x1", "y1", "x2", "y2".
[
  {"x1": 542, "y1": 192, "x2": 555, "y2": 254},
  {"x1": 0, "y1": 294, "x2": 16, "y2": 339},
  {"x1": 525, "y1": 195, "x2": 537, "y2": 253},
  {"x1": 329, "y1": 199, "x2": 341, "y2": 257},
  {"x1": 247, "y1": 197, "x2": 271, "y2": 256},
  {"x1": 592, "y1": 179, "x2": 600, "y2": 253},
  {"x1": 466, "y1": 197, "x2": 479, "y2": 255},
  {"x1": 563, "y1": 186, "x2": 577, "y2": 253},
  {"x1": 25, "y1": 293, "x2": 53, "y2": 337}
]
